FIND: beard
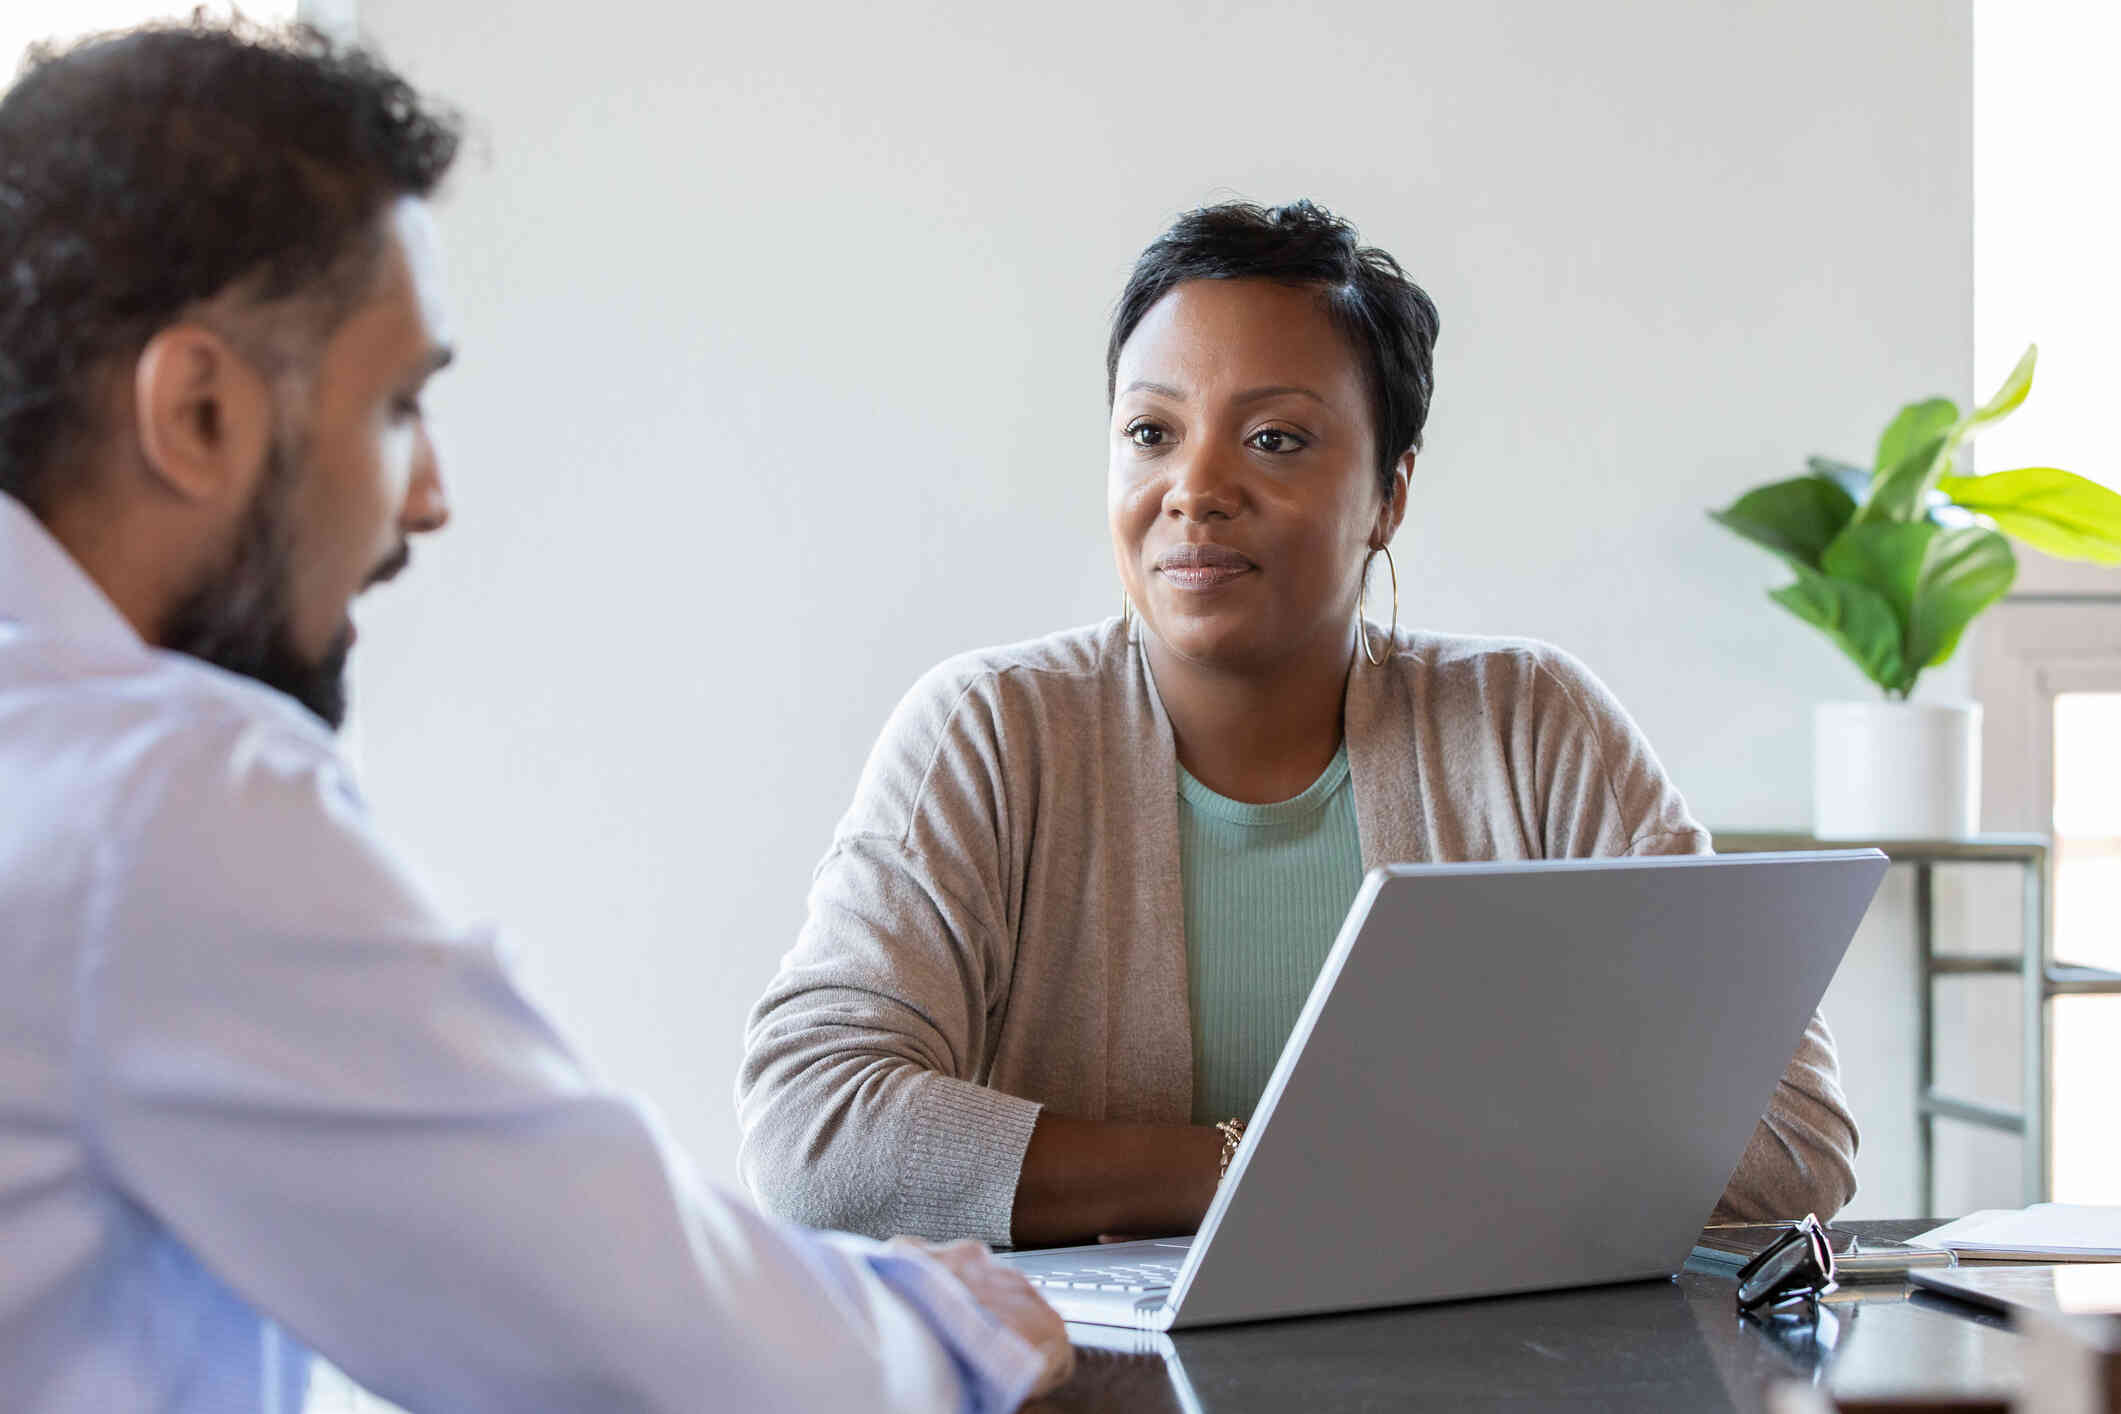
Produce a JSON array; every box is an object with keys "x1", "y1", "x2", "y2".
[{"x1": 158, "y1": 431, "x2": 357, "y2": 730}]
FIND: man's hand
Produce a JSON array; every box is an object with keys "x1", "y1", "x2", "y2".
[{"x1": 892, "y1": 1237, "x2": 1075, "y2": 1401}]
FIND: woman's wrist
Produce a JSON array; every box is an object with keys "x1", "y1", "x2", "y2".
[{"x1": 1012, "y1": 1114, "x2": 1226, "y2": 1245}]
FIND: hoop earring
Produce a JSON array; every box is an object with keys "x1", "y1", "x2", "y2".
[{"x1": 1358, "y1": 545, "x2": 1399, "y2": 666}]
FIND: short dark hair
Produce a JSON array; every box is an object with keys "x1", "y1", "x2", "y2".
[
  {"x1": 1106, "y1": 200, "x2": 1441, "y2": 496},
  {"x1": 0, "y1": 18, "x2": 461, "y2": 516}
]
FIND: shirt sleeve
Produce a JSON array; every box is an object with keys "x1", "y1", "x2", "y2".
[
  {"x1": 75, "y1": 712, "x2": 1043, "y2": 1414},
  {"x1": 1529, "y1": 649, "x2": 1861, "y2": 1221},
  {"x1": 736, "y1": 660, "x2": 1050, "y2": 1247}
]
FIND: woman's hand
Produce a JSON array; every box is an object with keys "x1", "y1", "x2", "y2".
[{"x1": 1010, "y1": 1113, "x2": 1224, "y2": 1247}]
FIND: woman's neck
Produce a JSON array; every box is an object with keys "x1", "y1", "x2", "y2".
[{"x1": 1145, "y1": 627, "x2": 1355, "y2": 805}]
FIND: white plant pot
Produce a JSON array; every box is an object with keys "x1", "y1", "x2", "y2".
[{"x1": 1812, "y1": 701, "x2": 1982, "y2": 840}]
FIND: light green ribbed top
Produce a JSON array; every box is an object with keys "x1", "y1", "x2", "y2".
[{"x1": 1178, "y1": 744, "x2": 1366, "y2": 1126}]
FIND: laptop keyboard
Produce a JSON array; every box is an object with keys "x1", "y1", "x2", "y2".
[{"x1": 1015, "y1": 1257, "x2": 1182, "y2": 1294}]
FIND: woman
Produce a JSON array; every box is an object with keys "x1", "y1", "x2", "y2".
[{"x1": 737, "y1": 201, "x2": 1857, "y2": 1249}]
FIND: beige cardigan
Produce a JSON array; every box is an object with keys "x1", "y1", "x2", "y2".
[{"x1": 737, "y1": 619, "x2": 1859, "y2": 1245}]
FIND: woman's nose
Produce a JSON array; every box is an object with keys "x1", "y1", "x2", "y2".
[{"x1": 1163, "y1": 445, "x2": 1243, "y2": 522}]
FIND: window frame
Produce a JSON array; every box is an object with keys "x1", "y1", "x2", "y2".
[{"x1": 1976, "y1": 595, "x2": 2121, "y2": 853}]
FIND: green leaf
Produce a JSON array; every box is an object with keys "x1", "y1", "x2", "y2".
[
  {"x1": 1860, "y1": 431, "x2": 1953, "y2": 525},
  {"x1": 1965, "y1": 344, "x2": 2037, "y2": 431},
  {"x1": 1710, "y1": 475, "x2": 1858, "y2": 570},
  {"x1": 1770, "y1": 565, "x2": 1910, "y2": 694},
  {"x1": 1938, "y1": 466, "x2": 2121, "y2": 565},
  {"x1": 1821, "y1": 520, "x2": 1934, "y2": 627},
  {"x1": 1875, "y1": 397, "x2": 1959, "y2": 480},
  {"x1": 1806, "y1": 457, "x2": 1871, "y2": 504},
  {"x1": 1906, "y1": 527, "x2": 2017, "y2": 669}
]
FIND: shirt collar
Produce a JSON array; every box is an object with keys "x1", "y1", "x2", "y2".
[{"x1": 0, "y1": 492, "x2": 147, "y2": 649}]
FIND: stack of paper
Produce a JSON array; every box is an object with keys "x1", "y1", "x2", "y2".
[{"x1": 1911, "y1": 1204, "x2": 2121, "y2": 1261}]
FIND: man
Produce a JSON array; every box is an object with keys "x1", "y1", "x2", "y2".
[{"x1": 0, "y1": 19, "x2": 1070, "y2": 1413}]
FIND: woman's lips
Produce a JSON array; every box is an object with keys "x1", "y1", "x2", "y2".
[
  {"x1": 1154, "y1": 543, "x2": 1255, "y2": 592},
  {"x1": 1157, "y1": 563, "x2": 1254, "y2": 591}
]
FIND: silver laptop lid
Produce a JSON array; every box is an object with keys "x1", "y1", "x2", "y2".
[{"x1": 1163, "y1": 849, "x2": 1887, "y2": 1329}]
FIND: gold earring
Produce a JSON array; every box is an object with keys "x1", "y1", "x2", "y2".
[{"x1": 1358, "y1": 544, "x2": 1399, "y2": 666}]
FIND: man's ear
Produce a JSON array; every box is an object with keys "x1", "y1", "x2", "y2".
[
  {"x1": 131, "y1": 325, "x2": 274, "y2": 505},
  {"x1": 1372, "y1": 450, "x2": 1414, "y2": 548}
]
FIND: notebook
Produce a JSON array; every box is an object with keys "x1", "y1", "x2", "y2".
[
  {"x1": 1693, "y1": 1222, "x2": 1953, "y2": 1280},
  {"x1": 1910, "y1": 1205, "x2": 2121, "y2": 1262}
]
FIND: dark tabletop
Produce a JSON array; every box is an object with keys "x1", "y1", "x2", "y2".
[{"x1": 1029, "y1": 1221, "x2": 2023, "y2": 1413}]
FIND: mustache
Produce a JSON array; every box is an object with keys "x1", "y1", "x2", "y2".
[{"x1": 366, "y1": 542, "x2": 412, "y2": 589}]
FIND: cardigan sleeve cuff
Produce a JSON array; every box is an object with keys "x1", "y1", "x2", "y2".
[{"x1": 897, "y1": 1077, "x2": 1043, "y2": 1247}]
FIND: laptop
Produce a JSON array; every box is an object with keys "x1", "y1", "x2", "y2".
[{"x1": 1003, "y1": 849, "x2": 1888, "y2": 1329}]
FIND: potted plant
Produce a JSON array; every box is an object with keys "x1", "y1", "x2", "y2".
[{"x1": 1711, "y1": 346, "x2": 2121, "y2": 838}]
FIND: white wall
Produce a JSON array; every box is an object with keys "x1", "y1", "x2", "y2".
[{"x1": 349, "y1": 0, "x2": 1972, "y2": 1211}]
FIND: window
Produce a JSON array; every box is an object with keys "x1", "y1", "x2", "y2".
[
  {"x1": 2051, "y1": 694, "x2": 2121, "y2": 1201},
  {"x1": 1974, "y1": 1, "x2": 2121, "y2": 505},
  {"x1": 1969, "y1": 0, "x2": 2121, "y2": 1206}
]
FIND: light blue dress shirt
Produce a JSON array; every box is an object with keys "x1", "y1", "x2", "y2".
[{"x1": 0, "y1": 493, "x2": 1042, "y2": 1414}]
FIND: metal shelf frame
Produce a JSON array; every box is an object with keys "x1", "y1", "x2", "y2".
[{"x1": 1714, "y1": 831, "x2": 2121, "y2": 1213}]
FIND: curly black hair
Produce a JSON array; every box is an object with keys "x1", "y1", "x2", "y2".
[
  {"x1": 1106, "y1": 200, "x2": 1441, "y2": 497},
  {"x1": 0, "y1": 17, "x2": 461, "y2": 517}
]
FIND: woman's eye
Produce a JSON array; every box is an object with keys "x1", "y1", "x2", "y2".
[
  {"x1": 1126, "y1": 421, "x2": 1166, "y2": 448},
  {"x1": 1247, "y1": 427, "x2": 1305, "y2": 453}
]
